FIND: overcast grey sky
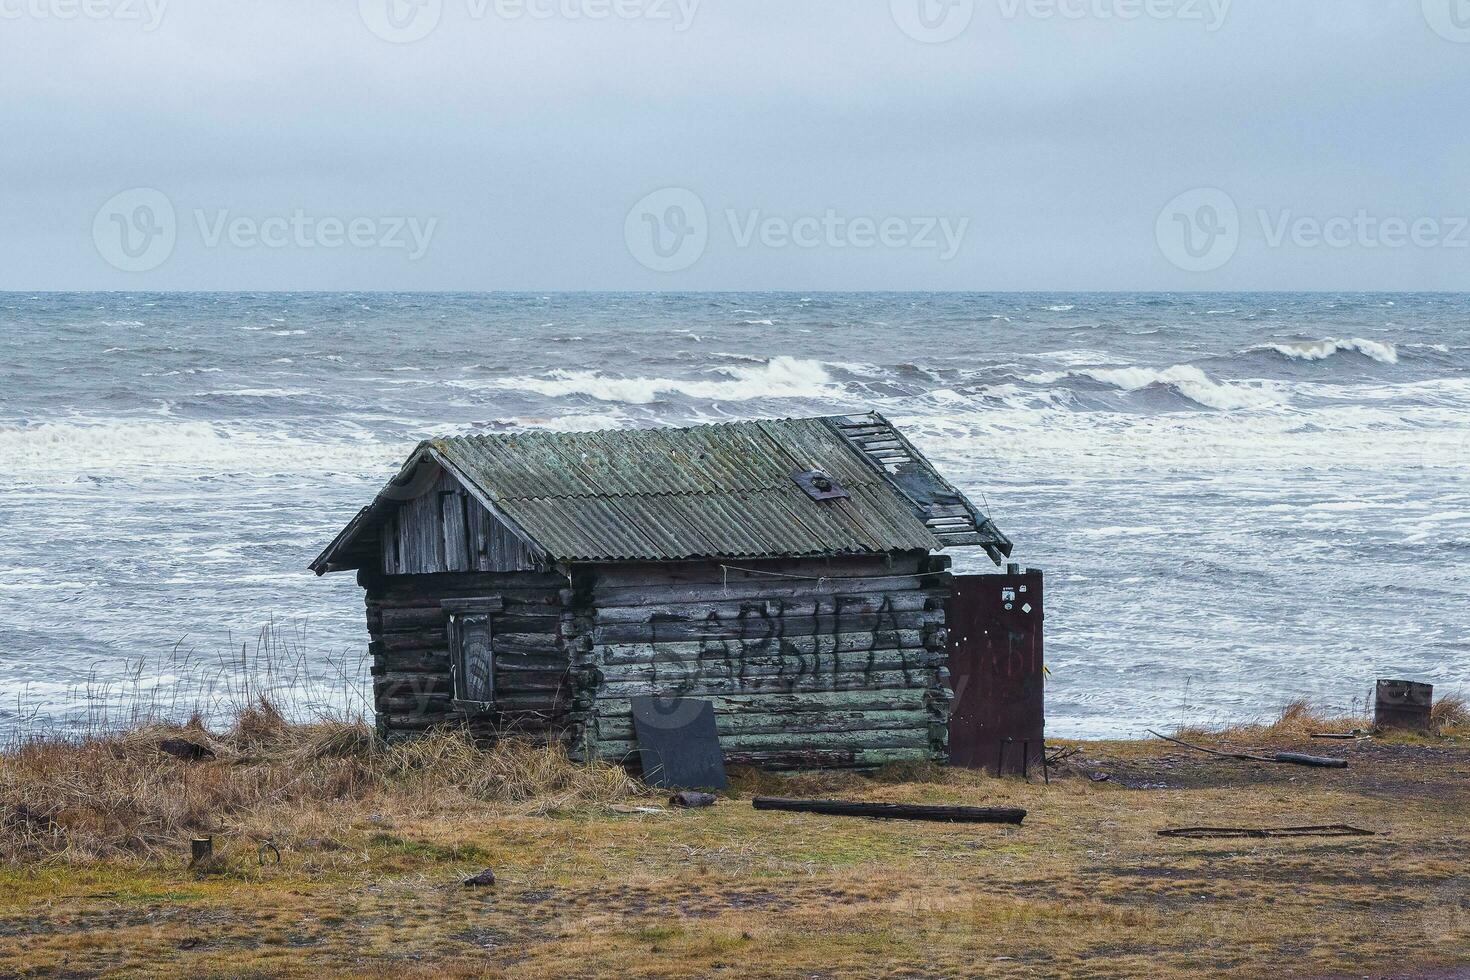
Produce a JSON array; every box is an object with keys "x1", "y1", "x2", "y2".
[{"x1": 2, "y1": 0, "x2": 1468, "y2": 291}]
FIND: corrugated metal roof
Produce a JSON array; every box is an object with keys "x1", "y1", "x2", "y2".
[{"x1": 311, "y1": 413, "x2": 1011, "y2": 571}]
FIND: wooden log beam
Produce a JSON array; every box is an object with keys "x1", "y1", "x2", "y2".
[
  {"x1": 591, "y1": 610, "x2": 939, "y2": 645},
  {"x1": 594, "y1": 729, "x2": 929, "y2": 758},
  {"x1": 595, "y1": 649, "x2": 944, "y2": 684},
  {"x1": 591, "y1": 591, "x2": 941, "y2": 625},
  {"x1": 594, "y1": 690, "x2": 929, "y2": 719},
  {"x1": 582, "y1": 573, "x2": 945, "y2": 607},
  {"x1": 577, "y1": 556, "x2": 925, "y2": 590},
  {"x1": 594, "y1": 708, "x2": 930, "y2": 742},
  {"x1": 596, "y1": 630, "x2": 931, "y2": 666},
  {"x1": 752, "y1": 797, "x2": 1026, "y2": 825},
  {"x1": 596, "y1": 668, "x2": 932, "y2": 699}
]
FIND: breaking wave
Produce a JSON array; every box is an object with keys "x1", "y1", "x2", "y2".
[
  {"x1": 484, "y1": 355, "x2": 843, "y2": 405},
  {"x1": 1027, "y1": 365, "x2": 1281, "y2": 411},
  {"x1": 1253, "y1": 338, "x2": 1399, "y2": 364}
]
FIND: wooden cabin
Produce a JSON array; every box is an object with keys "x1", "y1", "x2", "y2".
[{"x1": 311, "y1": 413, "x2": 1015, "y2": 770}]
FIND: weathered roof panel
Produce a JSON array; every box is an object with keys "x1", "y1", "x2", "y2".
[{"x1": 310, "y1": 413, "x2": 1010, "y2": 572}]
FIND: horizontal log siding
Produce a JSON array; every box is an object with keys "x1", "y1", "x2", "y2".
[
  {"x1": 568, "y1": 553, "x2": 953, "y2": 770},
  {"x1": 361, "y1": 570, "x2": 575, "y2": 743}
]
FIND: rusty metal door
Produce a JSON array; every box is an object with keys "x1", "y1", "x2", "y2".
[{"x1": 946, "y1": 570, "x2": 1044, "y2": 774}]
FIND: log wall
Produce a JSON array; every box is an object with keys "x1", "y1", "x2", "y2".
[
  {"x1": 565, "y1": 553, "x2": 954, "y2": 770},
  {"x1": 362, "y1": 569, "x2": 574, "y2": 743}
]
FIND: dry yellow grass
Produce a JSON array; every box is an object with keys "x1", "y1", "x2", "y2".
[
  {"x1": 0, "y1": 697, "x2": 638, "y2": 862},
  {"x1": 0, "y1": 701, "x2": 1466, "y2": 979}
]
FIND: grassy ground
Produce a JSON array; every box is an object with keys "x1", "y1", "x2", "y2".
[{"x1": 1, "y1": 701, "x2": 1467, "y2": 979}]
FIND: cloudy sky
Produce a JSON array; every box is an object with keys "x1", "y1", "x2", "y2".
[{"x1": 2, "y1": 0, "x2": 1467, "y2": 290}]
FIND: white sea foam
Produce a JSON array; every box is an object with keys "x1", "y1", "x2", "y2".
[
  {"x1": 0, "y1": 419, "x2": 389, "y2": 480},
  {"x1": 1256, "y1": 338, "x2": 1399, "y2": 364},
  {"x1": 1027, "y1": 365, "x2": 1281, "y2": 411},
  {"x1": 483, "y1": 356, "x2": 843, "y2": 405},
  {"x1": 1039, "y1": 349, "x2": 1131, "y2": 367}
]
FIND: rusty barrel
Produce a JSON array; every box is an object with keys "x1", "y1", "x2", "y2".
[{"x1": 1375, "y1": 679, "x2": 1433, "y2": 732}]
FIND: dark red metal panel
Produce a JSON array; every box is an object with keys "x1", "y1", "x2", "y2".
[{"x1": 947, "y1": 571, "x2": 1045, "y2": 773}]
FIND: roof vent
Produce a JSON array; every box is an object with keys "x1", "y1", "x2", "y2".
[{"x1": 791, "y1": 469, "x2": 850, "y2": 502}]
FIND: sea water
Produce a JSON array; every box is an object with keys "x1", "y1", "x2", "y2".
[{"x1": 1, "y1": 292, "x2": 1465, "y2": 737}]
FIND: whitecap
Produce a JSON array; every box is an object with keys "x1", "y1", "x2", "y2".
[
  {"x1": 1255, "y1": 338, "x2": 1398, "y2": 365},
  {"x1": 1026, "y1": 364, "x2": 1281, "y2": 410},
  {"x1": 480, "y1": 356, "x2": 844, "y2": 405}
]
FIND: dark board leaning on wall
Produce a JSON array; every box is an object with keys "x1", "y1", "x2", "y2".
[{"x1": 630, "y1": 696, "x2": 728, "y2": 790}]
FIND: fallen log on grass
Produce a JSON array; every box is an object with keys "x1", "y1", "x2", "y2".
[
  {"x1": 1146, "y1": 731, "x2": 1349, "y2": 769},
  {"x1": 1159, "y1": 825, "x2": 1375, "y2": 839},
  {"x1": 752, "y1": 797, "x2": 1025, "y2": 825}
]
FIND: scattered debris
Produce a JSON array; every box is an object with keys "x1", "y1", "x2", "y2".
[
  {"x1": 1087, "y1": 772, "x2": 1111, "y2": 783},
  {"x1": 1147, "y1": 730, "x2": 1349, "y2": 769},
  {"x1": 669, "y1": 791, "x2": 717, "y2": 809},
  {"x1": 1159, "y1": 825, "x2": 1376, "y2": 840},
  {"x1": 463, "y1": 869, "x2": 496, "y2": 888},
  {"x1": 159, "y1": 739, "x2": 216, "y2": 762},
  {"x1": 1310, "y1": 731, "x2": 1370, "y2": 740},
  {"x1": 257, "y1": 840, "x2": 281, "y2": 865},
  {"x1": 1046, "y1": 746, "x2": 1081, "y2": 766},
  {"x1": 752, "y1": 797, "x2": 1026, "y2": 825}
]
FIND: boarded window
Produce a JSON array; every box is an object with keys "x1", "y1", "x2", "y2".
[{"x1": 443, "y1": 598, "x2": 503, "y2": 715}]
